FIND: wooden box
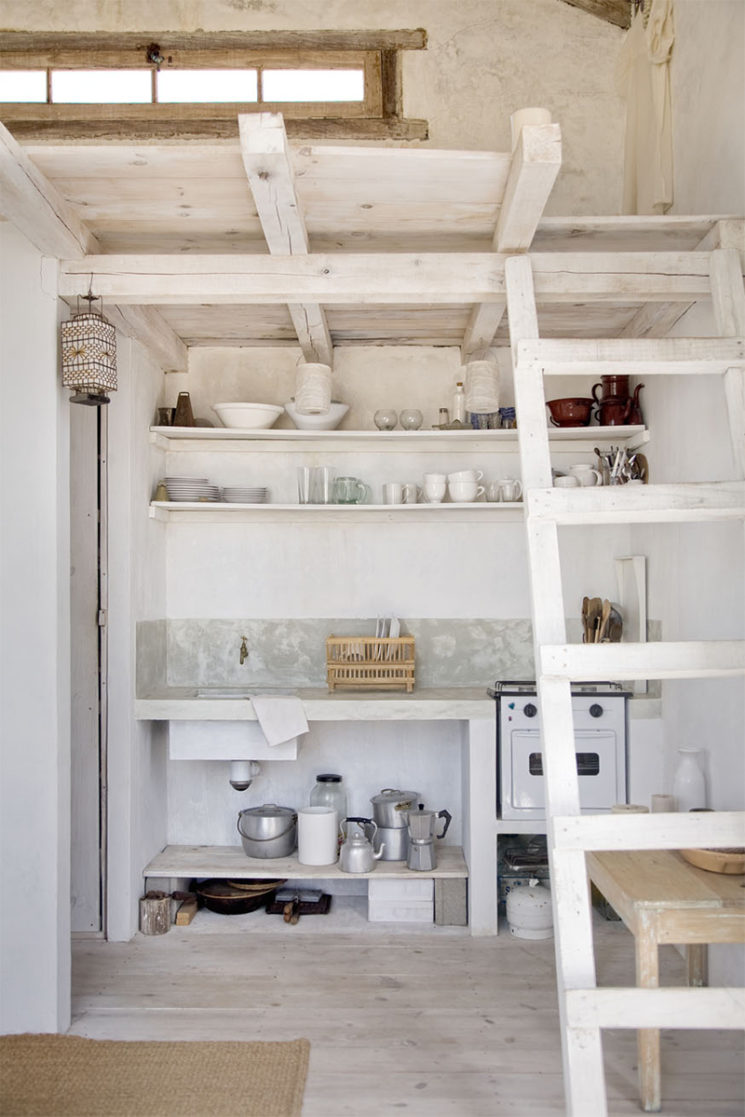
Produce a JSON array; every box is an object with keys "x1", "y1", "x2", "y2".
[{"x1": 326, "y1": 635, "x2": 415, "y2": 692}]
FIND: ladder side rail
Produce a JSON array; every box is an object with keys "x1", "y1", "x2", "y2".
[
  {"x1": 507, "y1": 253, "x2": 608, "y2": 1116},
  {"x1": 710, "y1": 247, "x2": 745, "y2": 476}
]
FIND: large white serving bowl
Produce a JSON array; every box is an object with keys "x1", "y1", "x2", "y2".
[
  {"x1": 212, "y1": 402, "x2": 284, "y2": 429},
  {"x1": 284, "y1": 399, "x2": 349, "y2": 431}
]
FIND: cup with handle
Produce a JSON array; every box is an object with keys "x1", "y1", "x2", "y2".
[
  {"x1": 568, "y1": 464, "x2": 602, "y2": 487},
  {"x1": 447, "y1": 469, "x2": 484, "y2": 484},
  {"x1": 497, "y1": 478, "x2": 523, "y2": 502},
  {"x1": 402, "y1": 483, "x2": 422, "y2": 504},
  {"x1": 448, "y1": 481, "x2": 485, "y2": 503},
  {"x1": 423, "y1": 473, "x2": 447, "y2": 503},
  {"x1": 334, "y1": 476, "x2": 371, "y2": 504}
]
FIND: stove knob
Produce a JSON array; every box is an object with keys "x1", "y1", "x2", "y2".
[
  {"x1": 523, "y1": 702, "x2": 538, "y2": 718},
  {"x1": 589, "y1": 703, "x2": 603, "y2": 719}
]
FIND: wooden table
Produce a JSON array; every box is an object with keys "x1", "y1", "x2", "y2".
[{"x1": 586, "y1": 849, "x2": 745, "y2": 1112}]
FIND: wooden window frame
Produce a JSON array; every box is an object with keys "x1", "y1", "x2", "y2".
[{"x1": 0, "y1": 30, "x2": 428, "y2": 141}]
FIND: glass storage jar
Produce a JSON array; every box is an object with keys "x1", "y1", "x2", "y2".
[{"x1": 309, "y1": 773, "x2": 347, "y2": 820}]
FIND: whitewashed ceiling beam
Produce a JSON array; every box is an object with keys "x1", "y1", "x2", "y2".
[
  {"x1": 462, "y1": 122, "x2": 561, "y2": 360},
  {"x1": 0, "y1": 119, "x2": 98, "y2": 257},
  {"x1": 0, "y1": 120, "x2": 187, "y2": 371},
  {"x1": 59, "y1": 251, "x2": 726, "y2": 306},
  {"x1": 239, "y1": 113, "x2": 332, "y2": 365}
]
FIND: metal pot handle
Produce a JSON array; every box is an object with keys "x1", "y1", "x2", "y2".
[
  {"x1": 436, "y1": 809, "x2": 452, "y2": 839},
  {"x1": 237, "y1": 815, "x2": 297, "y2": 842}
]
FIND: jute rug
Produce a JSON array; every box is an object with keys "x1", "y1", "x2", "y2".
[{"x1": 0, "y1": 1034, "x2": 309, "y2": 1116}]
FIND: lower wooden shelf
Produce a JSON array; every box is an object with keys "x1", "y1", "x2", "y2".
[{"x1": 144, "y1": 843, "x2": 468, "y2": 881}]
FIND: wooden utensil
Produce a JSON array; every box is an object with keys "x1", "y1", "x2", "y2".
[{"x1": 596, "y1": 599, "x2": 612, "y2": 643}]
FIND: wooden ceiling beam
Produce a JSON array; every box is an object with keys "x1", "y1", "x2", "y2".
[
  {"x1": 239, "y1": 113, "x2": 332, "y2": 364},
  {"x1": 463, "y1": 121, "x2": 562, "y2": 360},
  {"x1": 58, "y1": 251, "x2": 722, "y2": 306},
  {"x1": 557, "y1": 0, "x2": 631, "y2": 30}
]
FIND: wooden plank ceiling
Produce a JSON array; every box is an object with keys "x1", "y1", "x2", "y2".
[{"x1": 7, "y1": 111, "x2": 730, "y2": 357}]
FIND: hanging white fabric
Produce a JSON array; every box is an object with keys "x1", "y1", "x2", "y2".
[{"x1": 616, "y1": 0, "x2": 675, "y2": 215}]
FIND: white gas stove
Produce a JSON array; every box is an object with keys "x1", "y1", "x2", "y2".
[{"x1": 489, "y1": 681, "x2": 629, "y2": 820}]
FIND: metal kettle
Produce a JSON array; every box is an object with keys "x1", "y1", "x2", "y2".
[{"x1": 339, "y1": 822, "x2": 384, "y2": 873}]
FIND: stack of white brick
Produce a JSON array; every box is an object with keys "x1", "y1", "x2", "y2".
[{"x1": 367, "y1": 878, "x2": 434, "y2": 922}]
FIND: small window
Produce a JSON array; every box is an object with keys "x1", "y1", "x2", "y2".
[
  {"x1": 262, "y1": 68, "x2": 364, "y2": 103},
  {"x1": 0, "y1": 69, "x2": 45, "y2": 101},
  {"x1": 51, "y1": 69, "x2": 151, "y2": 104},
  {"x1": 158, "y1": 69, "x2": 258, "y2": 104}
]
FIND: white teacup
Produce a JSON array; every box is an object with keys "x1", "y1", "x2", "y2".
[
  {"x1": 448, "y1": 469, "x2": 484, "y2": 484},
  {"x1": 448, "y1": 482, "x2": 485, "y2": 503},
  {"x1": 383, "y1": 482, "x2": 403, "y2": 504},
  {"x1": 568, "y1": 464, "x2": 602, "y2": 487},
  {"x1": 554, "y1": 475, "x2": 579, "y2": 488},
  {"x1": 424, "y1": 481, "x2": 447, "y2": 503},
  {"x1": 497, "y1": 478, "x2": 523, "y2": 502},
  {"x1": 402, "y1": 483, "x2": 422, "y2": 504}
]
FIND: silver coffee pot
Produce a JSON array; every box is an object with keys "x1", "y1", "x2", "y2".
[{"x1": 405, "y1": 806, "x2": 452, "y2": 871}]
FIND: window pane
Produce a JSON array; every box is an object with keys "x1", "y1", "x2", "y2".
[
  {"x1": 263, "y1": 69, "x2": 364, "y2": 103},
  {"x1": 51, "y1": 70, "x2": 151, "y2": 103},
  {"x1": 158, "y1": 69, "x2": 257, "y2": 103},
  {"x1": 0, "y1": 70, "x2": 46, "y2": 102}
]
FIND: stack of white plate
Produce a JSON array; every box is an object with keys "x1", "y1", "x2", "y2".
[
  {"x1": 165, "y1": 477, "x2": 221, "y2": 502},
  {"x1": 222, "y1": 486, "x2": 269, "y2": 504}
]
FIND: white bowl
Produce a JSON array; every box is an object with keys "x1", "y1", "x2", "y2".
[
  {"x1": 284, "y1": 400, "x2": 349, "y2": 431},
  {"x1": 212, "y1": 402, "x2": 284, "y2": 430}
]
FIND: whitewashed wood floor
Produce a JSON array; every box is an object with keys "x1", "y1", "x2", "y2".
[{"x1": 71, "y1": 912, "x2": 744, "y2": 1116}]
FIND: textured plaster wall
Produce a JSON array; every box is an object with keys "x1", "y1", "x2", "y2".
[{"x1": 0, "y1": 0, "x2": 625, "y2": 213}]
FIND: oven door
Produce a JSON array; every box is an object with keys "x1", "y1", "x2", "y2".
[{"x1": 502, "y1": 729, "x2": 622, "y2": 818}]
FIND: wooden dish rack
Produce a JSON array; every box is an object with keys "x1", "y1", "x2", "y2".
[{"x1": 326, "y1": 635, "x2": 415, "y2": 692}]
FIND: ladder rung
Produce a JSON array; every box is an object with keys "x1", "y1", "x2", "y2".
[
  {"x1": 527, "y1": 481, "x2": 745, "y2": 524},
  {"x1": 539, "y1": 640, "x2": 745, "y2": 681},
  {"x1": 566, "y1": 987, "x2": 745, "y2": 1031},
  {"x1": 516, "y1": 336, "x2": 745, "y2": 374},
  {"x1": 551, "y1": 810, "x2": 745, "y2": 851}
]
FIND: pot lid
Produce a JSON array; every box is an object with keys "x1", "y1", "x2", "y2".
[
  {"x1": 240, "y1": 803, "x2": 296, "y2": 818},
  {"x1": 370, "y1": 788, "x2": 420, "y2": 804}
]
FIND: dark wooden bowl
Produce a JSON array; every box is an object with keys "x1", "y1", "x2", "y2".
[
  {"x1": 546, "y1": 397, "x2": 595, "y2": 427},
  {"x1": 194, "y1": 879, "x2": 281, "y2": 915}
]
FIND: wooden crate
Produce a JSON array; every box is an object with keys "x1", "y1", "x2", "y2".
[{"x1": 326, "y1": 635, "x2": 415, "y2": 692}]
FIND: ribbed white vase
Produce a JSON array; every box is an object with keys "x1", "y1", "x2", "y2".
[{"x1": 672, "y1": 747, "x2": 707, "y2": 812}]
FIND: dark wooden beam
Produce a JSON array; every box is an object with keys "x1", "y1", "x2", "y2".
[{"x1": 558, "y1": 0, "x2": 631, "y2": 30}]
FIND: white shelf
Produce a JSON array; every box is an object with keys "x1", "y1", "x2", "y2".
[
  {"x1": 150, "y1": 425, "x2": 647, "y2": 453},
  {"x1": 149, "y1": 500, "x2": 525, "y2": 522},
  {"x1": 143, "y1": 842, "x2": 468, "y2": 882}
]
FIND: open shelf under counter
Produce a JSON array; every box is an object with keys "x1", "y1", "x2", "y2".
[
  {"x1": 143, "y1": 843, "x2": 468, "y2": 882},
  {"x1": 149, "y1": 500, "x2": 525, "y2": 522},
  {"x1": 149, "y1": 424, "x2": 648, "y2": 453}
]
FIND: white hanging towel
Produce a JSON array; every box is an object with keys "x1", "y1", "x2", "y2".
[{"x1": 251, "y1": 695, "x2": 309, "y2": 747}]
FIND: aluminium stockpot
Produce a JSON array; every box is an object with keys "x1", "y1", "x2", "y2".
[
  {"x1": 237, "y1": 803, "x2": 297, "y2": 859},
  {"x1": 370, "y1": 788, "x2": 423, "y2": 829}
]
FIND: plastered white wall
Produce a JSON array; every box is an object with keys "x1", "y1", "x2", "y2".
[
  {"x1": 1, "y1": 0, "x2": 626, "y2": 214},
  {"x1": 0, "y1": 228, "x2": 71, "y2": 1032}
]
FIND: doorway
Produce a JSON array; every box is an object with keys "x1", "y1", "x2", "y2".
[{"x1": 70, "y1": 403, "x2": 107, "y2": 934}]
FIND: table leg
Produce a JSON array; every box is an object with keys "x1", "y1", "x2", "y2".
[
  {"x1": 687, "y1": 943, "x2": 708, "y2": 987},
  {"x1": 635, "y1": 911, "x2": 661, "y2": 1112}
]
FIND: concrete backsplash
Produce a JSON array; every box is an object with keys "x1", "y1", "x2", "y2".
[{"x1": 137, "y1": 617, "x2": 535, "y2": 691}]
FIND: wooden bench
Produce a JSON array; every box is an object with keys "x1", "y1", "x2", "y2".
[{"x1": 586, "y1": 849, "x2": 745, "y2": 1112}]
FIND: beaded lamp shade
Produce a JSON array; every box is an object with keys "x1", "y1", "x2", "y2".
[{"x1": 61, "y1": 299, "x2": 117, "y2": 403}]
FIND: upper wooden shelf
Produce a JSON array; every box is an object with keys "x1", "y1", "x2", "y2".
[{"x1": 150, "y1": 425, "x2": 648, "y2": 451}]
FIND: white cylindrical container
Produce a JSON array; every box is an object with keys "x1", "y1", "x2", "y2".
[
  {"x1": 297, "y1": 806, "x2": 339, "y2": 866},
  {"x1": 672, "y1": 748, "x2": 707, "y2": 812},
  {"x1": 651, "y1": 793, "x2": 676, "y2": 813},
  {"x1": 506, "y1": 879, "x2": 553, "y2": 940}
]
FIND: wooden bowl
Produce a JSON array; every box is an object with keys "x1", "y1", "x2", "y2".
[
  {"x1": 679, "y1": 847, "x2": 745, "y2": 874},
  {"x1": 195, "y1": 879, "x2": 281, "y2": 914},
  {"x1": 546, "y1": 397, "x2": 595, "y2": 427}
]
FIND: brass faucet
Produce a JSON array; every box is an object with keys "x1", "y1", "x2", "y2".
[{"x1": 239, "y1": 636, "x2": 249, "y2": 665}]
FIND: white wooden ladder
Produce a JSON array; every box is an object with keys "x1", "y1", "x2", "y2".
[{"x1": 505, "y1": 245, "x2": 745, "y2": 1115}]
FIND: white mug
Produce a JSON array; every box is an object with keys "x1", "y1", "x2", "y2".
[
  {"x1": 569, "y1": 464, "x2": 602, "y2": 487},
  {"x1": 497, "y1": 478, "x2": 523, "y2": 502},
  {"x1": 424, "y1": 481, "x2": 446, "y2": 503},
  {"x1": 402, "y1": 483, "x2": 421, "y2": 504},
  {"x1": 383, "y1": 482, "x2": 403, "y2": 505},
  {"x1": 448, "y1": 469, "x2": 483, "y2": 484},
  {"x1": 448, "y1": 482, "x2": 485, "y2": 503}
]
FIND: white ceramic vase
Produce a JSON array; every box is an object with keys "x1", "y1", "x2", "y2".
[{"x1": 672, "y1": 747, "x2": 707, "y2": 812}]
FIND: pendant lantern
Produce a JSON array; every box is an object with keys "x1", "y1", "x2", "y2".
[{"x1": 61, "y1": 293, "x2": 117, "y2": 405}]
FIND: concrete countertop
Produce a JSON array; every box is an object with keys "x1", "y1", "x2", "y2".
[{"x1": 135, "y1": 686, "x2": 497, "y2": 721}]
